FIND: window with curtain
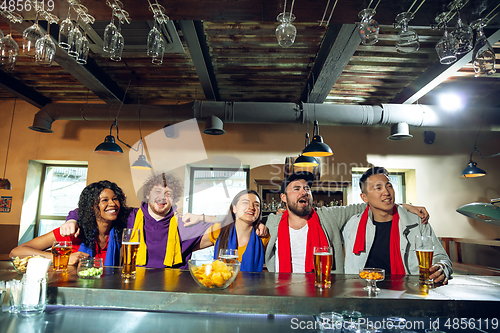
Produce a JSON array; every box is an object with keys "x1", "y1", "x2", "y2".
[{"x1": 36, "y1": 165, "x2": 88, "y2": 236}]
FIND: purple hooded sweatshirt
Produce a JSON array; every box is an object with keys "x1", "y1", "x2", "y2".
[{"x1": 66, "y1": 202, "x2": 209, "y2": 269}]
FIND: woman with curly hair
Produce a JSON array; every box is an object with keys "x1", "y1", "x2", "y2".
[{"x1": 10, "y1": 180, "x2": 129, "y2": 266}]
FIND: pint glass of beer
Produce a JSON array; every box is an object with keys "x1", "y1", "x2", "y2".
[
  {"x1": 52, "y1": 241, "x2": 72, "y2": 272},
  {"x1": 122, "y1": 228, "x2": 140, "y2": 279},
  {"x1": 415, "y1": 235, "x2": 434, "y2": 285},
  {"x1": 313, "y1": 246, "x2": 333, "y2": 289}
]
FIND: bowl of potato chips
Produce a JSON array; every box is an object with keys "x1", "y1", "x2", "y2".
[
  {"x1": 11, "y1": 255, "x2": 44, "y2": 274},
  {"x1": 188, "y1": 259, "x2": 240, "y2": 289}
]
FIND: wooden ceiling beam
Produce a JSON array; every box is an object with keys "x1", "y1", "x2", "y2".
[
  {"x1": 178, "y1": 20, "x2": 220, "y2": 101},
  {"x1": 0, "y1": 70, "x2": 51, "y2": 108},
  {"x1": 391, "y1": 29, "x2": 500, "y2": 105},
  {"x1": 300, "y1": 24, "x2": 360, "y2": 103}
]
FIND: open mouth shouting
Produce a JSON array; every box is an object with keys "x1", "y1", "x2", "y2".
[{"x1": 297, "y1": 196, "x2": 310, "y2": 206}]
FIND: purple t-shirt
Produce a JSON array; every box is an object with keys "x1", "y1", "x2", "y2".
[{"x1": 66, "y1": 203, "x2": 209, "y2": 269}]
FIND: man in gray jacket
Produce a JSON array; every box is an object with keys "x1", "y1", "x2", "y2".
[
  {"x1": 342, "y1": 167, "x2": 451, "y2": 284},
  {"x1": 265, "y1": 171, "x2": 429, "y2": 274}
]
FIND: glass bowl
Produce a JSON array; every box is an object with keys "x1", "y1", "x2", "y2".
[
  {"x1": 188, "y1": 259, "x2": 240, "y2": 290},
  {"x1": 77, "y1": 258, "x2": 104, "y2": 279},
  {"x1": 11, "y1": 255, "x2": 43, "y2": 274},
  {"x1": 359, "y1": 268, "x2": 385, "y2": 293}
]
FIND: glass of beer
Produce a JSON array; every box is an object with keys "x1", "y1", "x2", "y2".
[
  {"x1": 415, "y1": 235, "x2": 434, "y2": 285},
  {"x1": 51, "y1": 241, "x2": 72, "y2": 272},
  {"x1": 218, "y1": 249, "x2": 238, "y2": 263},
  {"x1": 313, "y1": 246, "x2": 333, "y2": 289},
  {"x1": 122, "y1": 228, "x2": 140, "y2": 279}
]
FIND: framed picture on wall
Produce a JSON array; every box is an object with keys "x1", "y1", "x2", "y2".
[{"x1": 284, "y1": 157, "x2": 321, "y2": 180}]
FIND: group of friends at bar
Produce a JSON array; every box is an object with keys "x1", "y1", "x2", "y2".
[{"x1": 10, "y1": 166, "x2": 452, "y2": 283}]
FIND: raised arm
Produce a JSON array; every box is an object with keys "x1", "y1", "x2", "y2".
[
  {"x1": 9, "y1": 231, "x2": 55, "y2": 259},
  {"x1": 57, "y1": 208, "x2": 81, "y2": 237},
  {"x1": 317, "y1": 203, "x2": 430, "y2": 230}
]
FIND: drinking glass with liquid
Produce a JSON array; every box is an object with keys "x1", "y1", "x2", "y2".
[
  {"x1": 122, "y1": 228, "x2": 140, "y2": 279},
  {"x1": 313, "y1": 246, "x2": 333, "y2": 289},
  {"x1": 218, "y1": 249, "x2": 238, "y2": 263},
  {"x1": 51, "y1": 241, "x2": 72, "y2": 272},
  {"x1": 415, "y1": 235, "x2": 434, "y2": 285}
]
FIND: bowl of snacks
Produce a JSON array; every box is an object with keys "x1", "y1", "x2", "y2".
[
  {"x1": 77, "y1": 258, "x2": 104, "y2": 279},
  {"x1": 11, "y1": 255, "x2": 43, "y2": 274},
  {"x1": 359, "y1": 268, "x2": 385, "y2": 293},
  {"x1": 188, "y1": 259, "x2": 240, "y2": 289}
]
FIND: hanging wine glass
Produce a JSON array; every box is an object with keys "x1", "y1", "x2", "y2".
[
  {"x1": 147, "y1": 15, "x2": 162, "y2": 56},
  {"x1": 452, "y1": 14, "x2": 473, "y2": 55},
  {"x1": 22, "y1": 11, "x2": 43, "y2": 58},
  {"x1": 77, "y1": 31, "x2": 90, "y2": 65},
  {"x1": 103, "y1": 8, "x2": 119, "y2": 52},
  {"x1": 472, "y1": 23, "x2": 495, "y2": 77},
  {"x1": 151, "y1": 35, "x2": 165, "y2": 65},
  {"x1": 275, "y1": 12, "x2": 297, "y2": 48},
  {"x1": 110, "y1": 18, "x2": 124, "y2": 61},
  {"x1": 35, "y1": 16, "x2": 57, "y2": 67},
  {"x1": 435, "y1": 25, "x2": 458, "y2": 65},
  {"x1": 358, "y1": 8, "x2": 379, "y2": 46},
  {"x1": 0, "y1": 27, "x2": 19, "y2": 71},
  {"x1": 0, "y1": 29, "x2": 4, "y2": 39},
  {"x1": 68, "y1": 23, "x2": 83, "y2": 59},
  {"x1": 59, "y1": 6, "x2": 74, "y2": 50},
  {"x1": 395, "y1": 12, "x2": 419, "y2": 53}
]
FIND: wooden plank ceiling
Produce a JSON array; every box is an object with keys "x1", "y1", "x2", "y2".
[{"x1": 0, "y1": 0, "x2": 499, "y2": 109}]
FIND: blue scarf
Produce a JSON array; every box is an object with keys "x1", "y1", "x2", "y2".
[
  {"x1": 214, "y1": 224, "x2": 264, "y2": 272},
  {"x1": 78, "y1": 227, "x2": 120, "y2": 266}
]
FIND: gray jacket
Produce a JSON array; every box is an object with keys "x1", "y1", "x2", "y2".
[
  {"x1": 342, "y1": 205, "x2": 452, "y2": 278},
  {"x1": 265, "y1": 203, "x2": 367, "y2": 273}
]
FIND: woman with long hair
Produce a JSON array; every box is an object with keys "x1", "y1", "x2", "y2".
[
  {"x1": 195, "y1": 189, "x2": 270, "y2": 272},
  {"x1": 10, "y1": 180, "x2": 129, "y2": 266}
]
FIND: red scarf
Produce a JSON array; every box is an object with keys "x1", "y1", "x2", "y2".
[
  {"x1": 277, "y1": 209, "x2": 329, "y2": 273},
  {"x1": 353, "y1": 206, "x2": 405, "y2": 275}
]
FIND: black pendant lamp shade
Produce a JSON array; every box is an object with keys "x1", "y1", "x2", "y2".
[
  {"x1": 302, "y1": 121, "x2": 333, "y2": 157},
  {"x1": 293, "y1": 155, "x2": 319, "y2": 167},
  {"x1": 94, "y1": 120, "x2": 131, "y2": 155},
  {"x1": 132, "y1": 154, "x2": 152, "y2": 169},
  {"x1": 0, "y1": 178, "x2": 11, "y2": 190},
  {"x1": 460, "y1": 161, "x2": 486, "y2": 178},
  {"x1": 460, "y1": 146, "x2": 490, "y2": 178},
  {"x1": 294, "y1": 133, "x2": 319, "y2": 167},
  {"x1": 94, "y1": 135, "x2": 124, "y2": 155}
]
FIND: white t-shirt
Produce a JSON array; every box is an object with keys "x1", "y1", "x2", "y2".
[{"x1": 275, "y1": 224, "x2": 309, "y2": 273}]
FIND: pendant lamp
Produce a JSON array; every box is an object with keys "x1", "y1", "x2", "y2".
[
  {"x1": 0, "y1": 98, "x2": 16, "y2": 190},
  {"x1": 456, "y1": 199, "x2": 500, "y2": 226},
  {"x1": 460, "y1": 145, "x2": 496, "y2": 178},
  {"x1": 302, "y1": 120, "x2": 333, "y2": 157},
  {"x1": 460, "y1": 161, "x2": 486, "y2": 178},
  {"x1": 94, "y1": 120, "x2": 124, "y2": 155},
  {"x1": 131, "y1": 140, "x2": 152, "y2": 170},
  {"x1": 294, "y1": 133, "x2": 319, "y2": 167}
]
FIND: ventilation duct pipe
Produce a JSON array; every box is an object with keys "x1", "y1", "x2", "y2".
[
  {"x1": 29, "y1": 101, "x2": 500, "y2": 133},
  {"x1": 29, "y1": 103, "x2": 196, "y2": 133}
]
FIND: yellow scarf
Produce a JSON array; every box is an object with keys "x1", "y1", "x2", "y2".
[{"x1": 132, "y1": 208, "x2": 183, "y2": 267}]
